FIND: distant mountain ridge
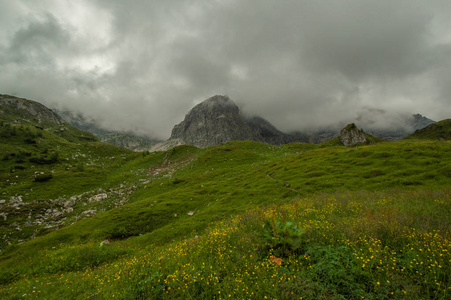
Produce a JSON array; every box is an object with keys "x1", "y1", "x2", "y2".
[
  {"x1": 55, "y1": 110, "x2": 161, "y2": 151},
  {"x1": 152, "y1": 95, "x2": 436, "y2": 151},
  {"x1": 404, "y1": 119, "x2": 451, "y2": 140},
  {"x1": 290, "y1": 113, "x2": 435, "y2": 144},
  {"x1": 1, "y1": 94, "x2": 439, "y2": 151}
]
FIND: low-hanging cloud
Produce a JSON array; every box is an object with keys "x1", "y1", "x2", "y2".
[{"x1": 0, "y1": 0, "x2": 450, "y2": 139}]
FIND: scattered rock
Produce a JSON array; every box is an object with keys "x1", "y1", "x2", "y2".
[
  {"x1": 82, "y1": 210, "x2": 97, "y2": 216},
  {"x1": 88, "y1": 193, "x2": 108, "y2": 202},
  {"x1": 187, "y1": 212, "x2": 194, "y2": 216},
  {"x1": 9, "y1": 196, "x2": 23, "y2": 204},
  {"x1": 63, "y1": 199, "x2": 76, "y2": 208},
  {"x1": 100, "y1": 239, "x2": 110, "y2": 246}
]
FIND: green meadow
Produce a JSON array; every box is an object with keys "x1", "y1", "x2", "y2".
[{"x1": 0, "y1": 120, "x2": 450, "y2": 299}]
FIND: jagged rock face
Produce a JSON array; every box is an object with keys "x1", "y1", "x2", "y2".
[
  {"x1": 169, "y1": 95, "x2": 292, "y2": 148},
  {"x1": 170, "y1": 95, "x2": 256, "y2": 147},
  {"x1": 0, "y1": 94, "x2": 63, "y2": 126},
  {"x1": 340, "y1": 123, "x2": 367, "y2": 146}
]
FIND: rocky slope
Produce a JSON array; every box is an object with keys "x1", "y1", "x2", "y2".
[{"x1": 0, "y1": 94, "x2": 64, "y2": 127}]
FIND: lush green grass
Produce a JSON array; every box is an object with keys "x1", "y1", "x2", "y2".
[
  {"x1": 0, "y1": 121, "x2": 138, "y2": 248},
  {"x1": 1, "y1": 129, "x2": 450, "y2": 299},
  {"x1": 1, "y1": 190, "x2": 449, "y2": 299}
]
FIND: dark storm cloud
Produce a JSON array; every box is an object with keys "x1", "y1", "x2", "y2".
[{"x1": 0, "y1": 0, "x2": 450, "y2": 138}]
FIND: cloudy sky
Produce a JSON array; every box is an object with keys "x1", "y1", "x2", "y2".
[{"x1": 1, "y1": 0, "x2": 450, "y2": 138}]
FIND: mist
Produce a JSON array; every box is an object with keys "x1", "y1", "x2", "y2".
[{"x1": 1, "y1": 0, "x2": 450, "y2": 139}]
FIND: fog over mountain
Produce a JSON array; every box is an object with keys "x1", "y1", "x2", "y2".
[{"x1": 1, "y1": 0, "x2": 450, "y2": 139}]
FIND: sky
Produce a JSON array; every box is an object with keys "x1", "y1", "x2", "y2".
[{"x1": 1, "y1": 0, "x2": 450, "y2": 139}]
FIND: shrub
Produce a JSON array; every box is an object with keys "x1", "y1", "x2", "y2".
[
  {"x1": 260, "y1": 210, "x2": 305, "y2": 257},
  {"x1": 34, "y1": 173, "x2": 53, "y2": 182}
]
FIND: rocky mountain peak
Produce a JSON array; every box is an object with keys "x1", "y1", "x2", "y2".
[
  {"x1": 193, "y1": 95, "x2": 236, "y2": 111},
  {"x1": 169, "y1": 95, "x2": 255, "y2": 148},
  {"x1": 154, "y1": 95, "x2": 293, "y2": 150}
]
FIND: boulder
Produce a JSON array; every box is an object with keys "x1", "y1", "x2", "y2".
[{"x1": 340, "y1": 123, "x2": 367, "y2": 146}]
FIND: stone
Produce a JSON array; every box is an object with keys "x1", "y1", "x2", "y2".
[
  {"x1": 100, "y1": 239, "x2": 110, "y2": 246},
  {"x1": 9, "y1": 196, "x2": 23, "y2": 204},
  {"x1": 88, "y1": 193, "x2": 108, "y2": 202},
  {"x1": 340, "y1": 123, "x2": 367, "y2": 146},
  {"x1": 64, "y1": 199, "x2": 76, "y2": 208},
  {"x1": 81, "y1": 210, "x2": 96, "y2": 216}
]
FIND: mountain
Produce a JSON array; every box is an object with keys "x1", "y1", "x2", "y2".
[
  {"x1": 1, "y1": 94, "x2": 64, "y2": 127},
  {"x1": 55, "y1": 110, "x2": 161, "y2": 151},
  {"x1": 404, "y1": 119, "x2": 451, "y2": 140},
  {"x1": 291, "y1": 113, "x2": 435, "y2": 143},
  {"x1": 158, "y1": 95, "x2": 293, "y2": 149},
  {"x1": 0, "y1": 94, "x2": 97, "y2": 142},
  {"x1": 364, "y1": 113, "x2": 436, "y2": 140}
]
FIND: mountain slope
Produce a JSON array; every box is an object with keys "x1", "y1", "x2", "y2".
[
  {"x1": 55, "y1": 109, "x2": 161, "y2": 151},
  {"x1": 404, "y1": 119, "x2": 451, "y2": 140},
  {"x1": 1, "y1": 94, "x2": 98, "y2": 143},
  {"x1": 1, "y1": 139, "x2": 450, "y2": 298},
  {"x1": 0, "y1": 95, "x2": 136, "y2": 248},
  {"x1": 0, "y1": 94, "x2": 63, "y2": 127}
]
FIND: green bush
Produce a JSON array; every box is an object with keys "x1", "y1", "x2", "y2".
[{"x1": 260, "y1": 212, "x2": 305, "y2": 257}]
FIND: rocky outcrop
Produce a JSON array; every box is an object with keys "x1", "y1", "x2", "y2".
[
  {"x1": 339, "y1": 123, "x2": 367, "y2": 146},
  {"x1": 164, "y1": 95, "x2": 293, "y2": 149}
]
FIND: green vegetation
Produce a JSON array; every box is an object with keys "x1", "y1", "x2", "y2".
[
  {"x1": 405, "y1": 119, "x2": 451, "y2": 141},
  {"x1": 1, "y1": 116, "x2": 450, "y2": 298}
]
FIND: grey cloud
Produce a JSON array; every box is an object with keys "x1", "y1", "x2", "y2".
[{"x1": 0, "y1": 0, "x2": 450, "y2": 139}]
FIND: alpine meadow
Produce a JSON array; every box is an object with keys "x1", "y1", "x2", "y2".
[{"x1": 0, "y1": 95, "x2": 450, "y2": 299}]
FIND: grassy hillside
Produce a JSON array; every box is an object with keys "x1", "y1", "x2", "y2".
[
  {"x1": 0, "y1": 136, "x2": 450, "y2": 299},
  {"x1": 404, "y1": 119, "x2": 451, "y2": 141},
  {"x1": 0, "y1": 119, "x2": 139, "y2": 249}
]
